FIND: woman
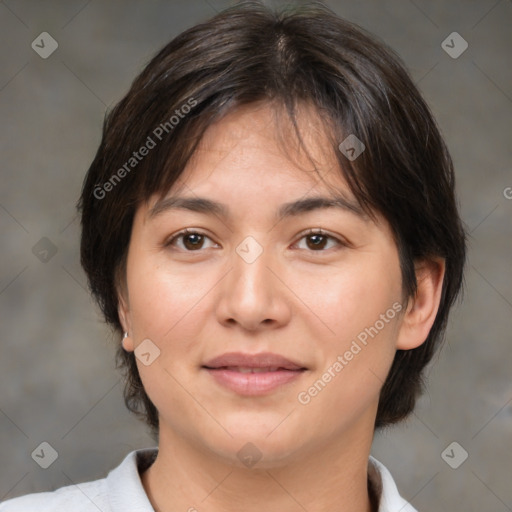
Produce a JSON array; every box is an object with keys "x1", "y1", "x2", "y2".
[{"x1": 1, "y1": 2, "x2": 466, "y2": 511}]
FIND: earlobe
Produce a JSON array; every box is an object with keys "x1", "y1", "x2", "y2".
[
  {"x1": 396, "y1": 258, "x2": 446, "y2": 350},
  {"x1": 117, "y1": 296, "x2": 134, "y2": 352},
  {"x1": 122, "y1": 331, "x2": 134, "y2": 352}
]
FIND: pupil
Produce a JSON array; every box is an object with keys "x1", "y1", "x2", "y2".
[
  {"x1": 185, "y1": 234, "x2": 203, "y2": 249},
  {"x1": 308, "y1": 234, "x2": 326, "y2": 250}
]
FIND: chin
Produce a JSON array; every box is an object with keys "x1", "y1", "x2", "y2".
[
  {"x1": 221, "y1": 408, "x2": 295, "y2": 438},
  {"x1": 201, "y1": 417, "x2": 307, "y2": 468}
]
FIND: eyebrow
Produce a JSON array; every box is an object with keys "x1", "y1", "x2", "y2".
[{"x1": 148, "y1": 194, "x2": 368, "y2": 222}]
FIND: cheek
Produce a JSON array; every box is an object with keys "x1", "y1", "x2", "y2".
[
  {"x1": 126, "y1": 259, "x2": 213, "y2": 429},
  {"x1": 292, "y1": 253, "x2": 401, "y2": 412},
  {"x1": 124, "y1": 255, "x2": 217, "y2": 416},
  {"x1": 291, "y1": 253, "x2": 402, "y2": 342},
  {"x1": 126, "y1": 254, "x2": 214, "y2": 342},
  {"x1": 296, "y1": 316, "x2": 399, "y2": 431}
]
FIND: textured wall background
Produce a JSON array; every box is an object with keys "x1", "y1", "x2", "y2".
[{"x1": 0, "y1": 1, "x2": 511, "y2": 510}]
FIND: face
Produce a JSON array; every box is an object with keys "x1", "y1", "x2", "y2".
[{"x1": 119, "y1": 102, "x2": 407, "y2": 467}]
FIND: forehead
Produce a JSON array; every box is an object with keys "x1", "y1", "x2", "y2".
[
  {"x1": 155, "y1": 101, "x2": 353, "y2": 204},
  {"x1": 193, "y1": 103, "x2": 336, "y2": 174}
]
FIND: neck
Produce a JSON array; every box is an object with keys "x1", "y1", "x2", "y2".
[{"x1": 141, "y1": 427, "x2": 375, "y2": 512}]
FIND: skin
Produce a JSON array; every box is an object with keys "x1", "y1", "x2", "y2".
[{"x1": 118, "y1": 101, "x2": 445, "y2": 512}]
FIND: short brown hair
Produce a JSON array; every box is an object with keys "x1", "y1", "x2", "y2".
[{"x1": 78, "y1": 1, "x2": 466, "y2": 441}]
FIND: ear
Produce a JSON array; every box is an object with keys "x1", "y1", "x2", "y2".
[
  {"x1": 118, "y1": 293, "x2": 134, "y2": 352},
  {"x1": 396, "y1": 258, "x2": 445, "y2": 350}
]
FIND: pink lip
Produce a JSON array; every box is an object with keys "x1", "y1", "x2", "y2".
[
  {"x1": 203, "y1": 351, "x2": 305, "y2": 370},
  {"x1": 202, "y1": 352, "x2": 307, "y2": 396}
]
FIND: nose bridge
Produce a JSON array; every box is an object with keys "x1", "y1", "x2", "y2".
[
  {"x1": 216, "y1": 234, "x2": 289, "y2": 329},
  {"x1": 231, "y1": 234, "x2": 274, "y2": 304}
]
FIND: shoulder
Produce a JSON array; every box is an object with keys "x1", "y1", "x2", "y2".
[{"x1": 0, "y1": 478, "x2": 108, "y2": 512}]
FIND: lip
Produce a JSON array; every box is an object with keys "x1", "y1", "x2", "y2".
[
  {"x1": 202, "y1": 352, "x2": 307, "y2": 396},
  {"x1": 203, "y1": 351, "x2": 305, "y2": 370}
]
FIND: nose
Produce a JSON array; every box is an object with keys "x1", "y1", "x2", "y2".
[{"x1": 215, "y1": 238, "x2": 292, "y2": 332}]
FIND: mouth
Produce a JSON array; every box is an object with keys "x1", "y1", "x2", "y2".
[{"x1": 202, "y1": 352, "x2": 307, "y2": 396}]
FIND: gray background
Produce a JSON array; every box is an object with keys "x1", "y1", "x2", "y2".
[{"x1": 0, "y1": 0, "x2": 511, "y2": 510}]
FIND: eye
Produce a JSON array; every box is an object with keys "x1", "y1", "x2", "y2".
[
  {"x1": 165, "y1": 228, "x2": 346, "y2": 252},
  {"x1": 294, "y1": 229, "x2": 345, "y2": 251},
  {"x1": 165, "y1": 229, "x2": 218, "y2": 251}
]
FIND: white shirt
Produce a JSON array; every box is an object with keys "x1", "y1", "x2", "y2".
[{"x1": 0, "y1": 448, "x2": 417, "y2": 511}]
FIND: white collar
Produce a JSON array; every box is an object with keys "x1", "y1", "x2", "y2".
[{"x1": 368, "y1": 456, "x2": 418, "y2": 511}]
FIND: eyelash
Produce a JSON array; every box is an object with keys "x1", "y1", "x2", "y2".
[{"x1": 164, "y1": 228, "x2": 347, "y2": 253}]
